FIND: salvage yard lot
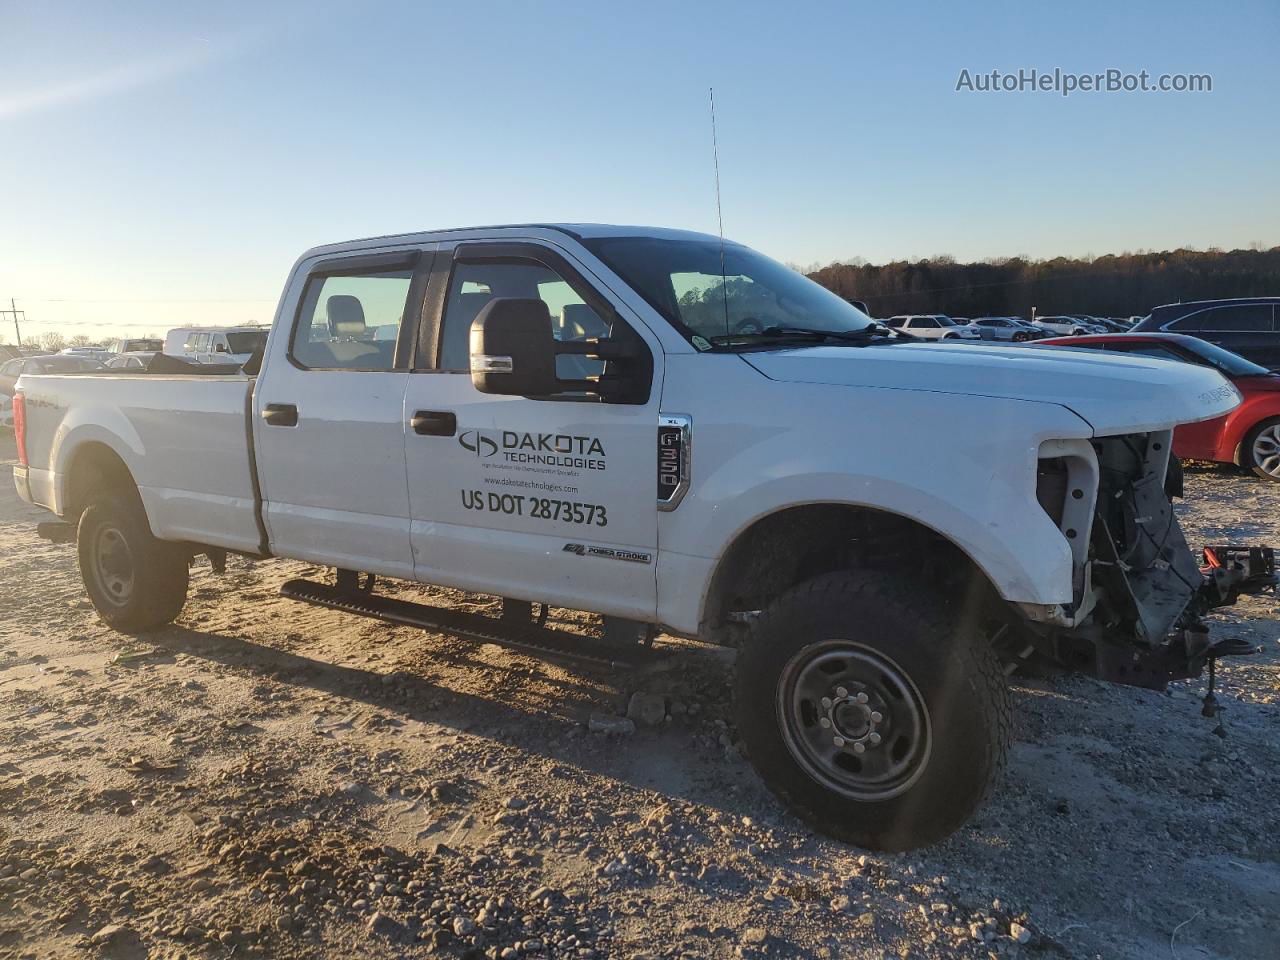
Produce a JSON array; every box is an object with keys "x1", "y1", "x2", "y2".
[{"x1": 1, "y1": 436, "x2": 1277, "y2": 960}]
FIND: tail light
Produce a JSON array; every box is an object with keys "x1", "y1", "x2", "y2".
[{"x1": 12, "y1": 393, "x2": 27, "y2": 466}]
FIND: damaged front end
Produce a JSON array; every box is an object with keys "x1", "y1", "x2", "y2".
[{"x1": 1023, "y1": 431, "x2": 1276, "y2": 690}]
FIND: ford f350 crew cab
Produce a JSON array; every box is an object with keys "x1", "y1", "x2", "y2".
[{"x1": 12, "y1": 224, "x2": 1275, "y2": 850}]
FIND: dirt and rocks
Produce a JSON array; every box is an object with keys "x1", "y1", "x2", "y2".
[{"x1": 0, "y1": 437, "x2": 1277, "y2": 960}]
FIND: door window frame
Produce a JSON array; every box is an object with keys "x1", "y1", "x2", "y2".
[
  {"x1": 417, "y1": 241, "x2": 655, "y2": 404},
  {"x1": 287, "y1": 248, "x2": 435, "y2": 373}
]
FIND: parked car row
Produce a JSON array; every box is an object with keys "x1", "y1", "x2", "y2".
[
  {"x1": 0, "y1": 354, "x2": 105, "y2": 396},
  {"x1": 875, "y1": 314, "x2": 1136, "y2": 342}
]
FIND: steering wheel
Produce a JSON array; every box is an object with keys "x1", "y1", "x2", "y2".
[{"x1": 732, "y1": 317, "x2": 764, "y2": 335}]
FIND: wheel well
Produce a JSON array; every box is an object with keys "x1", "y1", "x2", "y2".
[
  {"x1": 63, "y1": 442, "x2": 138, "y2": 519},
  {"x1": 701, "y1": 504, "x2": 999, "y2": 641}
]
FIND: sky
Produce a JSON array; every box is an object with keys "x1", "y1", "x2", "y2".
[{"x1": 1, "y1": 0, "x2": 1277, "y2": 339}]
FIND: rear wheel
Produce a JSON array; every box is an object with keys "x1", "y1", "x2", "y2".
[
  {"x1": 734, "y1": 570, "x2": 1010, "y2": 851},
  {"x1": 78, "y1": 493, "x2": 190, "y2": 632},
  {"x1": 1244, "y1": 418, "x2": 1280, "y2": 481}
]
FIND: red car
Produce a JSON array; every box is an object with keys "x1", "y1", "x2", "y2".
[{"x1": 1038, "y1": 333, "x2": 1280, "y2": 480}]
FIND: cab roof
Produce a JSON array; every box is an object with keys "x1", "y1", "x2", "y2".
[{"x1": 300, "y1": 223, "x2": 729, "y2": 262}]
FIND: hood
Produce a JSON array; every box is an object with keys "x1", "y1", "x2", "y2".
[{"x1": 742, "y1": 342, "x2": 1242, "y2": 435}]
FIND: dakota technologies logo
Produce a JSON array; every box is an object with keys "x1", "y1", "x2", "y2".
[{"x1": 458, "y1": 429, "x2": 607, "y2": 470}]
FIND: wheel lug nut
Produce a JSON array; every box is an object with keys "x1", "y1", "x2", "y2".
[
  {"x1": 835, "y1": 686, "x2": 848, "y2": 698},
  {"x1": 820, "y1": 697, "x2": 832, "y2": 709},
  {"x1": 833, "y1": 735, "x2": 846, "y2": 747},
  {"x1": 853, "y1": 742, "x2": 866, "y2": 754},
  {"x1": 870, "y1": 711, "x2": 882, "y2": 723},
  {"x1": 819, "y1": 717, "x2": 831, "y2": 729},
  {"x1": 856, "y1": 692, "x2": 869, "y2": 704},
  {"x1": 868, "y1": 733, "x2": 882, "y2": 746}
]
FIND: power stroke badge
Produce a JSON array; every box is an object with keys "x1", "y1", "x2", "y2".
[{"x1": 563, "y1": 543, "x2": 652, "y2": 564}]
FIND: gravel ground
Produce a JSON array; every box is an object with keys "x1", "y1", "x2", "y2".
[{"x1": 0, "y1": 439, "x2": 1277, "y2": 960}]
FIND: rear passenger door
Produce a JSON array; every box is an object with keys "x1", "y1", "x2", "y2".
[{"x1": 253, "y1": 246, "x2": 435, "y2": 577}]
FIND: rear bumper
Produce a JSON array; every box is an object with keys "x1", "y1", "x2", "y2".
[
  {"x1": 12, "y1": 465, "x2": 31, "y2": 504},
  {"x1": 12, "y1": 464, "x2": 55, "y2": 512}
]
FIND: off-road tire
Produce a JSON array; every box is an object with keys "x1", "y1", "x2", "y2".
[
  {"x1": 77, "y1": 492, "x2": 190, "y2": 633},
  {"x1": 734, "y1": 569, "x2": 1011, "y2": 851},
  {"x1": 1242, "y1": 417, "x2": 1280, "y2": 481}
]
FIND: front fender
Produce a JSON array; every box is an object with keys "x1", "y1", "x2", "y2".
[
  {"x1": 655, "y1": 362, "x2": 1094, "y2": 635},
  {"x1": 698, "y1": 468, "x2": 1073, "y2": 604}
]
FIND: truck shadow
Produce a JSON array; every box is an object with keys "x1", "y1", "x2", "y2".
[{"x1": 148, "y1": 621, "x2": 753, "y2": 815}]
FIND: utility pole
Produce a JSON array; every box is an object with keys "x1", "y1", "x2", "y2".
[{"x1": 0, "y1": 298, "x2": 24, "y2": 348}]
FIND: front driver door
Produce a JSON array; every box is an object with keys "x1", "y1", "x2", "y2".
[{"x1": 402, "y1": 241, "x2": 662, "y2": 619}]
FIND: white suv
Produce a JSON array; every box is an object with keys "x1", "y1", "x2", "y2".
[{"x1": 886, "y1": 314, "x2": 981, "y2": 341}]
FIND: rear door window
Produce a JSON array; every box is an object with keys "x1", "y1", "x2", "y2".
[{"x1": 1197, "y1": 305, "x2": 1274, "y2": 332}]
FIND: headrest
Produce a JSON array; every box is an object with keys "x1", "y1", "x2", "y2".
[
  {"x1": 327, "y1": 295, "x2": 366, "y2": 337},
  {"x1": 560, "y1": 303, "x2": 608, "y2": 340}
]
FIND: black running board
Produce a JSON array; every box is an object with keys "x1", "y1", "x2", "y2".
[{"x1": 279, "y1": 578, "x2": 665, "y2": 669}]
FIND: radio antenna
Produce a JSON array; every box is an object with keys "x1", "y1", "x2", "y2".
[{"x1": 710, "y1": 87, "x2": 730, "y2": 335}]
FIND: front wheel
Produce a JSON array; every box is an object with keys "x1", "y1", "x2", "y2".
[
  {"x1": 78, "y1": 493, "x2": 190, "y2": 633},
  {"x1": 1244, "y1": 417, "x2": 1280, "y2": 481},
  {"x1": 734, "y1": 570, "x2": 1011, "y2": 851}
]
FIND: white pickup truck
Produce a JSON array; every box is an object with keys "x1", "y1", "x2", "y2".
[{"x1": 12, "y1": 224, "x2": 1273, "y2": 850}]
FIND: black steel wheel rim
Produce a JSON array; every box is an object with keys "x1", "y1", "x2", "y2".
[{"x1": 777, "y1": 640, "x2": 932, "y2": 801}]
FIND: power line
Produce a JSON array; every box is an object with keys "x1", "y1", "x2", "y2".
[
  {"x1": 28, "y1": 297, "x2": 276, "y2": 304},
  {"x1": 0, "y1": 298, "x2": 25, "y2": 347}
]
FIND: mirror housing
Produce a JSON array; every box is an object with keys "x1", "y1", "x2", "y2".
[
  {"x1": 469, "y1": 299, "x2": 560, "y2": 397},
  {"x1": 470, "y1": 298, "x2": 650, "y2": 403}
]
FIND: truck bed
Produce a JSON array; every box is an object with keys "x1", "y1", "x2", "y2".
[{"x1": 16, "y1": 372, "x2": 262, "y2": 553}]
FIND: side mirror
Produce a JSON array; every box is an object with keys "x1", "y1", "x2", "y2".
[
  {"x1": 470, "y1": 299, "x2": 560, "y2": 397},
  {"x1": 470, "y1": 298, "x2": 650, "y2": 403},
  {"x1": 214, "y1": 343, "x2": 228, "y2": 353}
]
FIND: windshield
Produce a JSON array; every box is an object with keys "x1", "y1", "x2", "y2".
[
  {"x1": 1184, "y1": 338, "x2": 1271, "y2": 376},
  {"x1": 226, "y1": 331, "x2": 267, "y2": 354},
  {"x1": 936, "y1": 316, "x2": 957, "y2": 326},
  {"x1": 581, "y1": 236, "x2": 873, "y2": 343},
  {"x1": 123, "y1": 338, "x2": 162, "y2": 352}
]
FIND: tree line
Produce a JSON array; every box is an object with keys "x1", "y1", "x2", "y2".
[
  {"x1": 0, "y1": 331, "x2": 158, "y2": 352},
  {"x1": 807, "y1": 246, "x2": 1280, "y2": 319}
]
